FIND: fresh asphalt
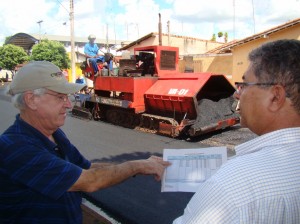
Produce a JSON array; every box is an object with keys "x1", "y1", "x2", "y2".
[{"x1": 0, "y1": 83, "x2": 211, "y2": 224}]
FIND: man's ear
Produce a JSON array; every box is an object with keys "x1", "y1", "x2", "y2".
[
  {"x1": 269, "y1": 85, "x2": 286, "y2": 112},
  {"x1": 23, "y1": 92, "x2": 38, "y2": 110}
]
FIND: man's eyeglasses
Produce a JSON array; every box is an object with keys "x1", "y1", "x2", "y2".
[
  {"x1": 45, "y1": 92, "x2": 70, "y2": 102},
  {"x1": 234, "y1": 82, "x2": 276, "y2": 94}
]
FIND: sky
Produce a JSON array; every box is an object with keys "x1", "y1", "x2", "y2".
[{"x1": 0, "y1": 0, "x2": 300, "y2": 46}]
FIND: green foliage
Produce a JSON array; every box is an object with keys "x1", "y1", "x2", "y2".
[
  {"x1": 0, "y1": 44, "x2": 29, "y2": 70},
  {"x1": 224, "y1": 32, "x2": 228, "y2": 43},
  {"x1": 4, "y1": 36, "x2": 12, "y2": 45},
  {"x1": 31, "y1": 39, "x2": 70, "y2": 69},
  {"x1": 212, "y1": 32, "x2": 229, "y2": 42},
  {"x1": 211, "y1": 34, "x2": 216, "y2": 41}
]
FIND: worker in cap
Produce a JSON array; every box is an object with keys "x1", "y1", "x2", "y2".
[
  {"x1": 0, "y1": 60, "x2": 170, "y2": 223},
  {"x1": 84, "y1": 34, "x2": 105, "y2": 76},
  {"x1": 88, "y1": 34, "x2": 96, "y2": 40}
]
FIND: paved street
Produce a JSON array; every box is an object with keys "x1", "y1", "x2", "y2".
[
  {"x1": 0, "y1": 83, "x2": 256, "y2": 224},
  {"x1": 0, "y1": 84, "x2": 201, "y2": 224}
]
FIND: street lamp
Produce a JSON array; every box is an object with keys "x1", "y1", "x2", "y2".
[{"x1": 37, "y1": 20, "x2": 43, "y2": 42}]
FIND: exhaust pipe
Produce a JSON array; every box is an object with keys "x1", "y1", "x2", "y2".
[{"x1": 158, "y1": 13, "x2": 162, "y2": 46}]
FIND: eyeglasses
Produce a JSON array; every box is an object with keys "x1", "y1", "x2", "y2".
[
  {"x1": 234, "y1": 82, "x2": 276, "y2": 94},
  {"x1": 45, "y1": 92, "x2": 70, "y2": 102}
]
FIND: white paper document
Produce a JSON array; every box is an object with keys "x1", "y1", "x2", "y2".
[{"x1": 161, "y1": 147, "x2": 227, "y2": 192}]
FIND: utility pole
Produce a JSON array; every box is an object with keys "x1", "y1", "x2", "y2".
[
  {"x1": 114, "y1": 19, "x2": 116, "y2": 45},
  {"x1": 251, "y1": 0, "x2": 256, "y2": 34},
  {"x1": 233, "y1": 0, "x2": 236, "y2": 40},
  {"x1": 167, "y1": 20, "x2": 170, "y2": 46},
  {"x1": 136, "y1": 23, "x2": 139, "y2": 39},
  {"x1": 158, "y1": 13, "x2": 162, "y2": 46},
  {"x1": 106, "y1": 23, "x2": 109, "y2": 52},
  {"x1": 70, "y1": 0, "x2": 76, "y2": 83},
  {"x1": 37, "y1": 20, "x2": 43, "y2": 42}
]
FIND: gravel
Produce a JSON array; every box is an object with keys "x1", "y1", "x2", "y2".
[{"x1": 192, "y1": 97, "x2": 239, "y2": 130}]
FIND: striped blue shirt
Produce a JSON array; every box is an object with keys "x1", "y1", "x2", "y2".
[
  {"x1": 173, "y1": 127, "x2": 300, "y2": 224},
  {"x1": 0, "y1": 114, "x2": 91, "y2": 224}
]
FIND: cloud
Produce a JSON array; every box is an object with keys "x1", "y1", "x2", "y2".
[{"x1": 0, "y1": 0, "x2": 299, "y2": 46}]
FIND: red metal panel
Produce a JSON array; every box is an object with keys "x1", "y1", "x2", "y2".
[
  {"x1": 131, "y1": 77, "x2": 157, "y2": 112},
  {"x1": 144, "y1": 73, "x2": 226, "y2": 120},
  {"x1": 134, "y1": 45, "x2": 179, "y2": 77},
  {"x1": 94, "y1": 76, "x2": 134, "y2": 92},
  {"x1": 145, "y1": 73, "x2": 212, "y2": 97},
  {"x1": 94, "y1": 76, "x2": 157, "y2": 113}
]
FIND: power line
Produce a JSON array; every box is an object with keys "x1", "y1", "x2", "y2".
[{"x1": 56, "y1": 0, "x2": 69, "y2": 13}]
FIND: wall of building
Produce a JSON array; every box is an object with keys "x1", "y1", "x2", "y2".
[
  {"x1": 195, "y1": 54, "x2": 232, "y2": 75},
  {"x1": 232, "y1": 24, "x2": 300, "y2": 83},
  {"x1": 66, "y1": 63, "x2": 83, "y2": 81},
  {"x1": 162, "y1": 35, "x2": 223, "y2": 55},
  {"x1": 178, "y1": 54, "x2": 233, "y2": 82},
  {"x1": 122, "y1": 34, "x2": 224, "y2": 56}
]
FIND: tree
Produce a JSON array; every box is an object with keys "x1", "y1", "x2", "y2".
[
  {"x1": 0, "y1": 44, "x2": 29, "y2": 71},
  {"x1": 4, "y1": 36, "x2": 12, "y2": 45},
  {"x1": 30, "y1": 39, "x2": 70, "y2": 69},
  {"x1": 224, "y1": 32, "x2": 228, "y2": 43},
  {"x1": 218, "y1": 32, "x2": 223, "y2": 38},
  {"x1": 211, "y1": 34, "x2": 216, "y2": 41}
]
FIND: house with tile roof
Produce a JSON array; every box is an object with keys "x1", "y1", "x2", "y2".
[
  {"x1": 206, "y1": 17, "x2": 300, "y2": 83},
  {"x1": 117, "y1": 32, "x2": 224, "y2": 56},
  {"x1": 116, "y1": 18, "x2": 300, "y2": 84},
  {"x1": 116, "y1": 32, "x2": 226, "y2": 74}
]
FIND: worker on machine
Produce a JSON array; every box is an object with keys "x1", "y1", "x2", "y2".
[{"x1": 84, "y1": 34, "x2": 105, "y2": 76}]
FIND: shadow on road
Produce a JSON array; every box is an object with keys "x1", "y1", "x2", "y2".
[{"x1": 85, "y1": 152, "x2": 194, "y2": 224}]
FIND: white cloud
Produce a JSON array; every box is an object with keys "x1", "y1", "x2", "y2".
[{"x1": 0, "y1": 0, "x2": 299, "y2": 46}]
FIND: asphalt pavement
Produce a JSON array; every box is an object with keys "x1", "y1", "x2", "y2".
[
  {"x1": 0, "y1": 83, "x2": 202, "y2": 224},
  {"x1": 0, "y1": 82, "x2": 256, "y2": 224}
]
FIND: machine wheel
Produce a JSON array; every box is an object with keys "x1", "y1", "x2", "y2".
[
  {"x1": 114, "y1": 111, "x2": 123, "y2": 125},
  {"x1": 123, "y1": 113, "x2": 135, "y2": 128},
  {"x1": 152, "y1": 119, "x2": 160, "y2": 131},
  {"x1": 106, "y1": 110, "x2": 118, "y2": 124},
  {"x1": 141, "y1": 116, "x2": 151, "y2": 129},
  {"x1": 133, "y1": 115, "x2": 141, "y2": 127}
]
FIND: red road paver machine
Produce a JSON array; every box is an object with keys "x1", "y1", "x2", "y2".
[{"x1": 73, "y1": 45, "x2": 239, "y2": 138}]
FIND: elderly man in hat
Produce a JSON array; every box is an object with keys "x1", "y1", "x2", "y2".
[{"x1": 0, "y1": 61, "x2": 170, "y2": 223}]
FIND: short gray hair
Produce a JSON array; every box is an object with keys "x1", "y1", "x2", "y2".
[
  {"x1": 248, "y1": 39, "x2": 300, "y2": 113},
  {"x1": 9, "y1": 88, "x2": 47, "y2": 110}
]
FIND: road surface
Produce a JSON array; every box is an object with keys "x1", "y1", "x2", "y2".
[{"x1": 0, "y1": 83, "x2": 256, "y2": 224}]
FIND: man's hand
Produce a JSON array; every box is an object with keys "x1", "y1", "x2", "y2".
[{"x1": 136, "y1": 156, "x2": 171, "y2": 181}]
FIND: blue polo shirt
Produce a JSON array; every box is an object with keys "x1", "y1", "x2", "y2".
[
  {"x1": 0, "y1": 114, "x2": 91, "y2": 224},
  {"x1": 84, "y1": 43, "x2": 99, "y2": 57}
]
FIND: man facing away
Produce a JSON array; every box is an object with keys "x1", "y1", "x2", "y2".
[
  {"x1": 173, "y1": 39, "x2": 300, "y2": 224},
  {"x1": 0, "y1": 61, "x2": 170, "y2": 224}
]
